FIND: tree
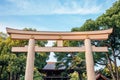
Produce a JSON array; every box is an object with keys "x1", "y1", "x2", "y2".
[
  {"x1": 55, "y1": 0, "x2": 120, "y2": 80},
  {"x1": 95, "y1": 1, "x2": 120, "y2": 80},
  {"x1": 69, "y1": 71, "x2": 80, "y2": 80},
  {"x1": 0, "y1": 28, "x2": 49, "y2": 80},
  {"x1": 71, "y1": 0, "x2": 120, "y2": 80},
  {"x1": 55, "y1": 40, "x2": 86, "y2": 79}
]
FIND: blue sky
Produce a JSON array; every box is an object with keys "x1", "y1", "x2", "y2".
[
  {"x1": 0, "y1": 0, "x2": 119, "y2": 68},
  {"x1": 0, "y1": 0, "x2": 116, "y2": 32}
]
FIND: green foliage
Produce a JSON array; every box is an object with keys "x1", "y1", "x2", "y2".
[
  {"x1": 69, "y1": 71, "x2": 79, "y2": 80},
  {"x1": 33, "y1": 68, "x2": 45, "y2": 80},
  {"x1": 0, "y1": 33, "x2": 26, "y2": 80},
  {"x1": 55, "y1": 0, "x2": 120, "y2": 80},
  {"x1": 0, "y1": 28, "x2": 49, "y2": 80},
  {"x1": 96, "y1": 2, "x2": 120, "y2": 80}
]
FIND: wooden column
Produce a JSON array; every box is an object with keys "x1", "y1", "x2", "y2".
[
  {"x1": 57, "y1": 40, "x2": 63, "y2": 47},
  {"x1": 84, "y1": 38, "x2": 95, "y2": 80},
  {"x1": 25, "y1": 38, "x2": 35, "y2": 80}
]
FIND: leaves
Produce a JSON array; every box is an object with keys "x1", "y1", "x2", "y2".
[
  {"x1": 0, "y1": 28, "x2": 49, "y2": 80},
  {"x1": 55, "y1": 0, "x2": 120, "y2": 80},
  {"x1": 69, "y1": 71, "x2": 80, "y2": 80}
]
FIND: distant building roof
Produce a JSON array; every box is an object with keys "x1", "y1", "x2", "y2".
[
  {"x1": 96, "y1": 73, "x2": 108, "y2": 80},
  {"x1": 43, "y1": 62, "x2": 65, "y2": 70}
]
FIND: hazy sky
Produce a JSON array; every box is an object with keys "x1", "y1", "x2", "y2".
[{"x1": 0, "y1": 0, "x2": 116, "y2": 32}]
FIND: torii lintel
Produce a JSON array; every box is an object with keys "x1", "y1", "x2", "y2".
[{"x1": 6, "y1": 27, "x2": 113, "y2": 40}]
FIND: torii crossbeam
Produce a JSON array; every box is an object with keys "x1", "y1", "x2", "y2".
[{"x1": 6, "y1": 28, "x2": 112, "y2": 80}]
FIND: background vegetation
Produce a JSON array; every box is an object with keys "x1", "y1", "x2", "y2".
[
  {"x1": 0, "y1": 0, "x2": 120, "y2": 80},
  {"x1": 0, "y1": 28, "x2": 49, "y2": 80},
  {"x1": 55, "y1": 0, "x2": 120, "y2": 80}
]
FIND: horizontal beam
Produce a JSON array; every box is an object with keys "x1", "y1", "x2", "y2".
[
  {"x1": 10, "y1": 34, "x2": 109, "y2": 40},
  {"x1": 12, "y1": 46, "x2": 108, "y2": 52},
  {"x1": 7, "y1": 28, "x2": 113, "y2": 35},
  {"x1": 7, "y1": 28, "x2": 113, "y2": 40}
]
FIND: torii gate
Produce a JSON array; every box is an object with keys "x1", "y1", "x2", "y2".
[{"x1": 6, "y1": 28, "x2": 112, "y2": 80}]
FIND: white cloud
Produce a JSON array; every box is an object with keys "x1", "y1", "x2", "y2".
[
  {"x1": 53, "y1": 5, "x2": 101, "y2": 15},
  {"x1": 52, "y1": 0, "x2": 102, "y2": 14},
  {"x1": 0, "y1": 0, "x2": 116, "y2": 15},
  {"x1": 0, "y1": 24, "x2": 6, "y2": 33},
  {"x1": 47, "y1": 52, "x2": 57, "y2": 62},
  {"x1": 46, "y1": 41, "x2": 57, "y2": 62}
]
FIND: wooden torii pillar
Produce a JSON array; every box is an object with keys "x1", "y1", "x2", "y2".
[{"x1": 6, "y1": 28, "x2": 112, "y2": 80}]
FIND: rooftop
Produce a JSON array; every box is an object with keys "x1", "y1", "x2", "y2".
[{"x1": 43, "y1": 62, "x2": 65, "y2": 70}]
